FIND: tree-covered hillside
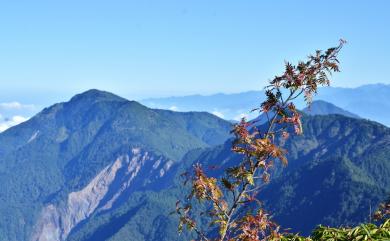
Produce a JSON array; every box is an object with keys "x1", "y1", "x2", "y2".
[
  {"x1": 261, "y1": 115, "x2": 390, "y2": 234},
  {"x1": 0, "y1": 90, "x2": 232, "y2": 241},
  {"x1": 0, "y1": 90, "x2": 389, "y2": 241},
  {"x1": 67, "y1": 114, "x2": 390, "y2": 240}
]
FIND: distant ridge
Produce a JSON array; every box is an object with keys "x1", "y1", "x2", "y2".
[
  {"x1": 140, "y1": 84, "x2": 390, "y2": 126},
  {"x1": 303, "y1": 100, "x2": 360, "y2": 118},
  {"x1": 250, "y1": 100, "x2": 360, "y2": 126}
]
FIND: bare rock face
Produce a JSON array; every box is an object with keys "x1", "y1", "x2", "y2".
[{"x1": 31, "y1": 148, "x2": 173, "y2": 241}]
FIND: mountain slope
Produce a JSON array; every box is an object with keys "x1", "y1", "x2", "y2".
[
  {"x1": 207, "y1": 115, "x2": 390, "y2": 234},
  {"x1": 260, "y1": 115, "x2": 390, "y2": 234},
  {"x1": 0, "y1": 89, "x2": 232, "y2": 241},
  {"x1": 66, "y1": 114, "x2": 390, "y2": 240},
  {"x1": 1, "y1": 89, "x2": 389, "y2": 240}
]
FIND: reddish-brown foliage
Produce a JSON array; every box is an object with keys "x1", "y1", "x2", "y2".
[{"x1": 175, "y1": 40, "x2": 345, "y2": 241}]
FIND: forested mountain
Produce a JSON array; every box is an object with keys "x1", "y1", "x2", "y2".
[
  {"x1": 0, "y1": 90, "x2": 389, "y2": 241},
  {"x1": 262, "y1": 115, "x2": 389, "y2": 233},
  {"x1": 0, "y1": 90, "x2": 232, "y2": 241},
  {"x1": 176, "y1": 114, "x2": 390, "y2": 236},
  {"x1": 67, "y1": 114, "x2": 390, "y2": 240}
]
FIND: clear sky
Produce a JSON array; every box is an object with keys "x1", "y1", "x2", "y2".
[{"x1": 0, "y1": 0, "x2": 389, "y2": 102}]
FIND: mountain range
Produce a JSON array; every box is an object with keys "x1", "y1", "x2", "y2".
[
  {"x1": 302, "y1": 100, "x2": 360, "y2": 118},
  {"x1": 0, "y1": 89, "x2": 388, "y2": 240},
  {"x1": 1, "y1": 84, "x2": 389, "y2": 133},
  {"x1": 141, "y1": 84, "x2": 390, "y2": 126}
]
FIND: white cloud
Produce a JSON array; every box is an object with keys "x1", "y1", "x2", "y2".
[
  {"x1": 212, "y1": 111, "x2": 225, "y2": 119},
  {"x1": 233, "y1": 113, "x2": 249, "y2": 121},
  {"x1": 0, "y1": 115, "x2": 29, "y2": 132},
  {"x1": 0, "y1": 102, "x2": 36, "y2": 110},
  {"x1": 12, "y1": 115, "x2": 28, "y2": 123},
  {"x1": 169, "y1": 106, "x2": 178, "y2": 111}
]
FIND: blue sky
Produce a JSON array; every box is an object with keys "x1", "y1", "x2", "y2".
[{"x1": 0, "y1": 0, "x2": 389, "y2": 103}]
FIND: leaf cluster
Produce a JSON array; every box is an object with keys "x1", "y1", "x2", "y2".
[{"x1": 309, "y1": 219, "x2": 390, "y2": 241}]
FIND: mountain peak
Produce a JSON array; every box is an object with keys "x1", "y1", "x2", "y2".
[
  {"x1": 69, "y1": 89, "x2": 128, "y2": 104},
  {"x1": 37, "y1": 89, "x2": 131, "y2": 119}
]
